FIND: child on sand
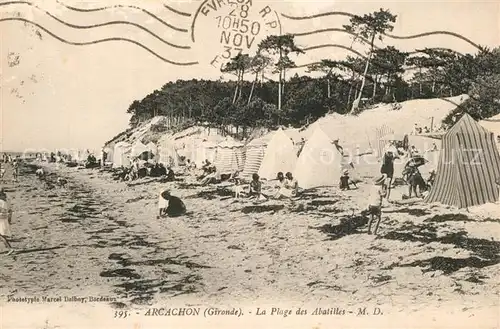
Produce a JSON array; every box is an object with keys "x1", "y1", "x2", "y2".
[
  {"x1": 0, "y1": 189, "x2": 14, "y2": 255},
  {"x1": 366, "y1": 174, "x2": 388, "y2": 235},
  {"x1": 340, "y1": 169, "x2": 357, "y2": 190},
  {"x1": 273, "y1": 172, "x2": 286, "y2": 198},
  {"x1": 275, "y1": 172, "x2": 299, "y2": 199},
  {"x1": 249, "y1": 173, "x2": 266, "y2": 200},
  {"x1": 158, "y1": 190, "x2": 186, "y2": 218}
]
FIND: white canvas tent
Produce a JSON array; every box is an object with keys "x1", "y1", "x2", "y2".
[
  {"x1": 214, "y1": 140, "x2": 245, "y2": 175},
  {"x1": 294, "y1": 127, "x2": 344, "y2": 189},
  {"x1": 112, "y1": 142, "x2": 131, "y2": 168},
  {"x1": 158, "y1": 136, "x2": 181, "y2": 167},
  {"x1": 147, "y1": 142, "x2": 158, "y2": 155},
  {"x1": 102, "y1": 145, "x2": 114, "y2": 164},
  {"x1": 194, "y1": 140, "x2": 218, "y2": 167},
  {"x1": 258, "y1": 129, "x2": 298, "y2": 180},
  {"x1": 131, "y1": 140, "x2": 149, "y2": 158}
]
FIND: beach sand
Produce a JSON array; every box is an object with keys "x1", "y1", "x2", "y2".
[{"x1": 0, "y1": 162, "x2": 499, "y2": 328}]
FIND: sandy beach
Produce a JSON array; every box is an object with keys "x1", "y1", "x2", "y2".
[{"x1": 0, "y1": 161, "x2": 499, "y2": 328}]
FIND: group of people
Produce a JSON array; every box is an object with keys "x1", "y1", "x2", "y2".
[
  {"x1": 412, "y1": 123, "x2": 431, "y2": 135},
  {"x1": 1, "y1": 155, "x2": 20, "y2": 182},
  {"x1": 115, "y1": 158, "x2": 174, "y2": 182},
  {"x1": 34, "y1": 152, "x2": 100, "y2": 169},
  {"x1": 239, "y1": 172, "x2": 299, "y2": 201}
]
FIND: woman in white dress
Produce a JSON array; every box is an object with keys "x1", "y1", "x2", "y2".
[{"x1": 0, "y1": 189, "x2": 13, "y2": 255}]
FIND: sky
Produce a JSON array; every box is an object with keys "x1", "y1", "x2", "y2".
[{"x1": 0, "y1": 0, "x2": 498, "y2": 152}]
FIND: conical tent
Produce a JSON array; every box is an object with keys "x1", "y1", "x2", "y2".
[
  {"x1": 112, "y1": 142, "x2": 131, "y2": 168},
  {"x1": 214, "y1": 140, "x2": 245, "y2": 175},
  {"x1": 258, "y1": 129, "x2": 298, "y2": 180},
  {"x1": 425, "y1": 114, "x2": 500, "y2": 208},
  {"x1": 294, "y1": 127, "x2": 343, "y2": 189}
]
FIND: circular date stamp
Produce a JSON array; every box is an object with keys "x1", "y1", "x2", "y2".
[{"x1": 191, "y1": 0, "x2": 282, "y2": 69}]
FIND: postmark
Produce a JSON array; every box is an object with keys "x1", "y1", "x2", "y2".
[{"x1": 191, "y1": 0, "x2": 282, "y2": 69}]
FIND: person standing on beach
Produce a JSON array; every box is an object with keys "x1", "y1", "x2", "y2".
[
  {"x1": 0, "y1": 189, "x2": 14, "y2": 255},
  {"x1": 12, "y1": 158, "x2": 19, "y2": 182},
  {"x1": 366, "y1": 175, "x2": 387, "y2": 235},
  {"x1": 380, "y1": 150, "x2": 397, "y2": 199},
  {"x1": 0, "y1": 162, "x2": 5, "y2": 179}
]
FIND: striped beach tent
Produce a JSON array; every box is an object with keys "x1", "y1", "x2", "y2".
[
  {"x1": 241, "y1": 134, "x2": 272, "y2": 180},
  {"x1": 214, "y1": 140, "x2": 245, "y2": 175},
  {"x1": 258, "y1": 129, "x2": 298, "y2": 180},
  {"x1": 425, "y1": 114, "x2": 500, "y2": 208}
]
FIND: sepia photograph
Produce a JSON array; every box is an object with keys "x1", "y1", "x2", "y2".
[{"x1": 0, "y1": 0, "x2": 499, "y2": 328}]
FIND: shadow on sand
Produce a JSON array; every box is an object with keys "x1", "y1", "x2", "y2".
[
  {"x1": 382, "y1": 215, "x2": 500, "y2": 273},
  {"x1": 311, "y1": 215, "x2": 368, "y2": 241}
]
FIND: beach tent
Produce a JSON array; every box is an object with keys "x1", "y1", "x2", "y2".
[
  {"x1": 376, "y1": 125, "x2": 395, "y2": 158},
  {"x1": 158, "y1": 138, "x2": 181, "y2": 167},
  {"x1": 294, "y1": 127, "x2": 344, "y2": 189},
  {"x1": 147, "y1": 142, "x2": 158, "y2": 155},
  {"x1": 425, "y1": 114, "x2": 500, "y2": 208},
  {"x1": 112, "y1": 142, "x2": 131, "y2": 168},
  {"x1": 241, "y1": 133, "x2": 273, "y2": 180},
  {"x1": 193, "y1": 140, "x2": 218, "y2": 167},
  {"x1": 214, "y1": 140, "x2": 245, "y2": 175},
  {"x1": 258, "y1": 129, "x2": 298, "y2": 180},
  {"x1": 131, "y1": 140, "x2": 149, "y2": 158},
  {"x1": 102, "y1": 145, "x2": 114, "y2": 164}
]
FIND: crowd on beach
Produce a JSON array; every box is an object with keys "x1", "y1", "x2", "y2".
[
  {"x1": 123, "y1": 137, "x2": 439, "y2": 231},
  {"x1": 0, "y1": 126, "x2": 443, "y2": 257}
]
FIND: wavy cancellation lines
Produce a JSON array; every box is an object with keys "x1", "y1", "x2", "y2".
[
  {"x1": 281, "y1": 11, "x2": 475, "y2": 73},
  {"x1": 0, "y1": 1, "x2": 198, "y2": 66},
  {"x1": 281, "y1": 11, "x2": 482, "y2": 51},
  {"x1": 55, "y1": 0, "x2": 191, "y2": 29},
  {"x1": 55, "y1": 0, "x2": 191, "y2": 18}
]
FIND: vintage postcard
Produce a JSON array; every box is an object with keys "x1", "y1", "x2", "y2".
[{"x1": 1, "y1": 0, "x2": 499, "y2": 328}]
